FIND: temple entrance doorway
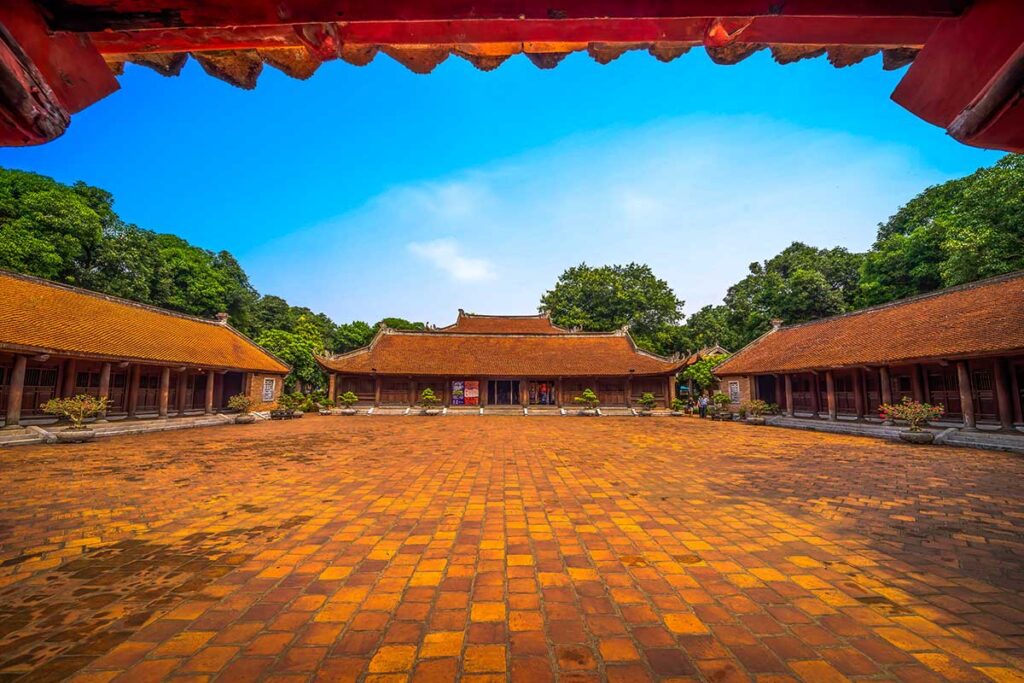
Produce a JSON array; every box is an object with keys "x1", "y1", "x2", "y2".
[
  {"x1": 487, "y1": 380, "x2": 520, "y2": 405},
  {"x1": 528, "y1": 380, "x2": 557, "y2": 405}
]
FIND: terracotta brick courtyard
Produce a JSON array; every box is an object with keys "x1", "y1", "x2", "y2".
[{"x1": 1, "y1": 418, "x2": 1023, "y2": 682}]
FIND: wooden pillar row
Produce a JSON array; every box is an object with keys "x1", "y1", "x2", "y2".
[
  {"x1": 176, "y1": 370, "x2": 188, "y2": 416},
  {"x1": 810, "y1": 372, "x2": 820, "y2": 417},
  {"x1": 3, "y1": 355, "x2": 27, "y2": 429},
  {"x1": 911, "y1": 364, "x2": 924, "y2": 403},
  {"x1": 62, "y1": 358, "x2": 77, "y2": 397}
]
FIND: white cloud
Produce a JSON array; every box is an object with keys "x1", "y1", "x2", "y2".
[
  {"x1": 245, "y1": 115, "x2": 946, "y2": 325},
  {"x1": 408, "y1": 238, "x2": 496, "y2": 282}
]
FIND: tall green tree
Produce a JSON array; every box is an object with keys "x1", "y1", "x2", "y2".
[
  {"x1": 256, "y1": 316, "x2": 326, "y2": 392},
  {"x1": 539, "y1": 263, "x2": 684, "y2": 337},
  {"x1": 332, "y1": 321, "x2": 376, "y2": 352},
  {"x1": 859, "y1": 154, "x2": 1023, "y2": 305}
]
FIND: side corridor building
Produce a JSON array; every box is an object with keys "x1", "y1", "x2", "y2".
[
  {"x1": 0, "y1": 270, "x2": 288, "y2": 427},
  {"x1": 715, "y1": 272, "x2": 1024, "y2": 432}
]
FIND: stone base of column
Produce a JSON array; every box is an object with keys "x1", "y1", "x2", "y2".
[
  {"x1": 2, "y1": 423, "x2": 23, "y2": 430},
  {"x1": 882, "y1": 420, "x2": 895, "y2": 426},
  {"x1": 961, "y1": 426, "x2": 978, "y2": 432}
]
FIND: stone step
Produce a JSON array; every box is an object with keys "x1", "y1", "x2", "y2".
[{"x1": 483, "y1": 407, "x2": 526, "y2": 416}]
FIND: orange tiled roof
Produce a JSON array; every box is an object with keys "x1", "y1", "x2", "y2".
[
  {"x1": 437, "y1": 311, "x2": 566, "y2": 335},
  {"x1": 0, "y1": 270, "x2": 289, "y2": 373},
  {"x1": 715, "y1": 272, "x2": 1024, "y2": 375},
  {"x1": 318, "y1": 328, "x2": 683, "y2": 377}
]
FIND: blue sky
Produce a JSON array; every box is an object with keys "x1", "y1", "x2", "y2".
[{"x1": 0, "y1": 48, "x2": 1001, "y2": 325}]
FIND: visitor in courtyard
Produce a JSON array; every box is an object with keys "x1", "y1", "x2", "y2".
[{"x1": 698, "y1": 393, "x2": 709, "y2": 419}]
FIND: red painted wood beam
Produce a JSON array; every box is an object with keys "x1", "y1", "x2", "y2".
[
  {"x1": 892, "y1": 0, "x2": 1024, "y2": 152},
  {"x1": 45, "y1": 0, "x2": 967, "y2": 32},
  {"x1": 0, "y1": 0, "x2": 118, "y2": 145},
  {"x1": 89, "y1": 16, "x2": 944, "y2": 54}
]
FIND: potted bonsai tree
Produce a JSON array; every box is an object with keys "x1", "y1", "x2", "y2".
[
  {"x1": 272, "y1": 393, "x2": 301, "y2": 419},
  {"x1": 670, "y1": 397, "x2": 685, "y2": 416},
  {"x1": 711, "y1": 392, "x2": 733, "y2": 421},
  {"x1": 740, "y1": 399, "x2": 770, "y2": 425},
  {"x1": 636, "y1": 392, "x2": 657, "y2": 416},
  {"x1": 574, "y1": 388, "x2": 600, "y2": 416},
  {"x1": 337, "y1": 391, "x2": 359, "y2": 415},
  {"x1": 418, "y1": 388, "x2": 442, "y2": 415},
  {"x1": 227, "y1": 393, "x2": 256, "y2": 424},
  {"x1": 880, "y1": 397, "x2": 944, "y2": 444},
  {"x1": 318, "y1": 398, "x2": 334, "y2": 416},
  {"x1": 42, "y1": 395, "x2": 110, "y2": 443}
]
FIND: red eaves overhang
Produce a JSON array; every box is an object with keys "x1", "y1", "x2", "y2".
[{"x1": 0, "y1": 0, "x2": 1021, "y2": 153}]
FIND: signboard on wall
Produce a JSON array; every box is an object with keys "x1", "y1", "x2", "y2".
[
  {"x1": 464, "y1": 381, "x2": 479, "y2": 406},
  {"x1": 262, "y1": 377, "x2": 276, "y2": 402},
  {"x1": 451, "y1": 381, "x2": 464, "y2": 406},
  {"x1": 728, "y1": 381, "x2": 740, "y2": 403}
]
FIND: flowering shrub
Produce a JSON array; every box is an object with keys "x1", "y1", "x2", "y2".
[
  {"x1": 42, "y1": 395, "x2": 110, "y2": 429},
  {"x1": 879, "y1": 397, "x2": 944, "y2": 431},
  {"x1": 740, "y1": 399, "x2": 771, "y2": 417},
  {"x1": 574, "y1": 388, "x2": 600, "y2": 410}
]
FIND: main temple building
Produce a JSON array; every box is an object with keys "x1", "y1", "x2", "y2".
[{"x1": 317, "y1": 311, "x2": 686, "y2": 410}]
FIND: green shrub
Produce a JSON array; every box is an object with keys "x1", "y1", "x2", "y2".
[
  {"x1": 740, "y1": 399, "x2": 770, "y2": 417},
  {"x1": 712, "y1": 392, "x2": 731, "y2": 408},
  {"x1": 419, "y1": 388, "x2": 441, "y2": 408},
  {"x1": 338, "y1": 391, "x2": 359, "y2": 409},
  {"x1": 42, "y1": 394, "x2": 110, "y2": 429},
  {"x1": 671, "y1": 397, "x2": 686, "y2": 412},
  {"x1": 636, "y1": 392, "x2": 657, "y2": 411},
  {"x1": 226, "y1": 393, "x2": 253, "y2": 414}
]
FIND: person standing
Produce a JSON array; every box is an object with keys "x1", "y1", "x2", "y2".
[{"x1": 698, "y1": 393, "x2": 708, "y2": 419}]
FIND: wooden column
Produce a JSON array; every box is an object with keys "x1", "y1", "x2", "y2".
[
  {"x1": 374, "y1": 377, "x2": 382, "y2": 406},
  {"x1": 62, "y1": 358, "x2": 77, "y2": 397},
  {"x1": 158, "y1": 367, "x2": 170, "y2": 418},
  {"x1": 555, "y1": 377, "x2": 563, "y2": 407},
  {"x1": 328, "y1": 373, "x2": 336, "y2": 403},
  {"x1": 852, "y1": 369, "x2": 866, "y2": 421},
  {"x1": 96, "y1": 362, "x2": 111, "y2": 422},
  {"x1": 879, "y1": 366, "x2": 893, "y2": 404},
  {"x1": 520, "y1": 380, "x2": 528, "y2": 408},
  {"x1": 993, "y1": 357, "x2": 1014, "y2": 431},
  {"x1": 810, "y1": 373, "x2": 820, "y2": 417},
  {"x1": 956, "y1": 360, "x2": 976, "y2": 430},
  {"x1": 127, "y1": 365, "x2": 141, "y2": 417},
  {"x1": 409, "y1": 378, "x2": 417, "y2": 406},
  {"x1": 625, "y1": 375, "x2": 633, "y2": 406},
  {"x1": 911, "y1": 364, "x2": 924, "y2": 403},
  {"x1": 205, "y1": 370, "x2": 215, "y2": 414},
  {"x1": 3, "y1": 355, "x2": 27, "y2": 429},
  {"x1": 668, "y1": 375, "x2": 677, "y2": 408},
  {"x1": 213, "y1": 373, "x2": 224, "y2": 409},
  {"x1": 1011, "y1": 362, "x2": 1023, "y2": 425},
  {"x1": 176, "y1": 371, "x2": 188, "y2": 416},
  {"x1": 879, "y1": 366, "x2": 894, "y2": 424},
  {"x1": 784, "y1": 374, "x2": 794, "y2": 417},
  {"x1": 825, "y1": 371, "x2": 837, "y2": 421}
]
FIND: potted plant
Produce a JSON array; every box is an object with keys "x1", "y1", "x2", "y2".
[
  {"x1": 573, "y1": 388, "x2": 600, "y2": 416},
  {"x1": 712, "y1": 392, "x2": 732, "y2": 421},
  {"x1": 272, "y1": 393, "x2": 302, "y2": 419},
  {"x1": 227, "y1": 393, "x2": 256, "y2": 424},
  {"x1": 337, "y1": 391, "x2": 359, "y2": 415},
  {"x1": 740, "y1": 399, "x2": 770, "y2": 425},
  {"x1": 418, "y1": 388, "x2": 442, "y2": 415},
  {"x1": 670, "y1": 398, "x2": 685, "y2": 416},
  {"x1": 42, "y1": 394, "x2": 110, "y2": 442},
  {"x1": 879, "y1": 398, "x2": 944, "y2": 444},
  {"x1": 636, "y1": 392, "x2": 657, "y2": 416},
  {"x1": 318, "y1": 398, "x2": 335, "y2": 416}
]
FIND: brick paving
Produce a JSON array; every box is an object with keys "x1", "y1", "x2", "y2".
[{"x1": 1, "y1": 417, "x2": 1023, "y2": 682}]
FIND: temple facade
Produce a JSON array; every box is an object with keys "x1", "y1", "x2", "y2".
[
  {"x1": 0, "y1": 270, "x2": 289, "y2": 428},
  {"x1": 317, "y1": 312, "x2": 686, "y2": 409},
  {"x1": 714, "y1": 272, "x2": 1024, "y2": 432}
]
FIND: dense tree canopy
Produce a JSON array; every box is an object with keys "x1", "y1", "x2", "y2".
[{"x1": 539, "y1": 263, "x2": 684, "y2": 338}]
